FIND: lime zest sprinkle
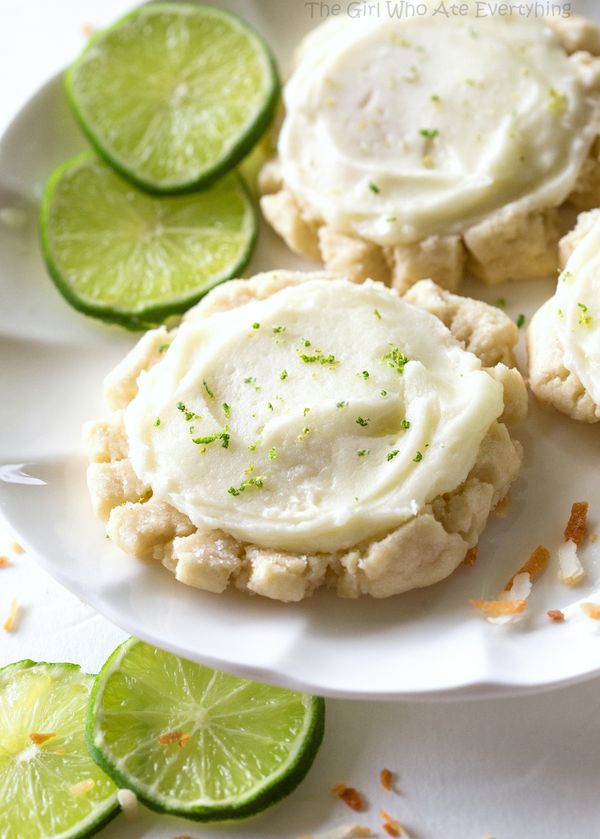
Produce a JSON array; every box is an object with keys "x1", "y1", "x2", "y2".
[
  {"x1": 297, "y1": 426, "x2": 311, "y2": 441},
  {"x1": 385, "y1": 216, "x2": 397, "y2": 222},
  {"x1": 244, "y1": 464, "x2": 255, "y2": 475},
  {"x1": 368, "y1": 181, "x2": 381, "y2": 194},
  {"x1": 516, "y1": 313, "x2": 526, "y2": 329},
  {"x1": 495, "y1": 297, "x2": 506, "y2": 308},
  {"x1": 380, "y1": 390, "x2": 388, "y2": 397},
  {"x1": 373, "y1": 309, "x2": 382, "y2": 320},
  {"x1": 222, "y1": 402, "x2": 231, "y2": 419},
  {"x1": 268, "y1": 447, "x2": 278, "y2": 460},
  {"x1": 248, "y1": 439, "x2": 260, "y2": 452},
  {"x1": 301, "y1": 338, "x2": 311, "y2": 347},
  {"x1": 431, "y1": 94, "x2": 441, "y2": 103},
  {"x1": 158, "y1": 343, "x2": 170, "y2": 353},
  {"x1": 560, "y1": 270, "x2": 574, "y2": 284},
  {"x1": 357, "y1": 449, "x2": 370, "y2": 457},
  {"x1": 154, "y1": 417, "x2": 161, "y2": 427},
  {"x1": 419, "y1": 128, "x2": 438, "y2": 139},
  {"x1": 252, "y1": 322, "x2": 260, "y2": 330},
  {"x1": 191, "y1": 425, "x2": 230, "y2": 449},
  {"x1": 336, "y1": 400, "x2": 349, "y2": 408},
  {"x1": 176, "y1": 401, "x2": 202, "y2": 422},
  {"x1": 361, "y1": 370, "x2": 370, "y2": 380},
  {"x1": 228, "y1": 476, "x2": 264, "y2": 496},
  {"x1": 413, "y1": 451, "x2": 423, "y2": 462},
  {"x1": 303, "y1": 407, "x2": 310, "y2": 416},
  {"x1": 280, "y1": 369, "x2": 288, "y2": 380},
  {"x1": 273, "y1": 325, "x2": 286, "y2": 334},
  {"x1": 356, "y1": 416, "x2": 369, "y2": 427},
  {"x1": 203, "y1": 380, "x2": 214, "y2": 398},
  {"x1": 387, "y1": 449, "x2": 399, "y2": 461},
  {"x1": 382, "y1": 346, "x2": 409, "y2": 374},
  {"x1": 296, "y1": 347, "x2": 339, "y2": 366},
  {"x1": 578, "y1": 302, "x2": 593, "y2": 327},
  {"x1": 557, "y1": 308, "x2": 564, "y2": 319},
  {"x1": 401, "y1": 419, "x2": 411, "y2": 429},
  {"x1": 548, "y1": 87, "x2": 567, "y2": 113}
]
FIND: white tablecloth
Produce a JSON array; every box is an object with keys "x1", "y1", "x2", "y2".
[{"x1": 2, "y1": 2, "x2": 600, "y2": 837}]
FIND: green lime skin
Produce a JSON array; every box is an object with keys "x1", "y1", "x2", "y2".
[
  {"x1": 40, "y1": 152, "x2": 257, "y2": 330},
  {"x1": 64, "y1": 3, "x2": 280, "y2": 194},
  {"x1": 0, "y1": 660, "x2": 120, "y2": 839},
  {"x1": 86, "y1": 639, "x2": 325, "y2": 821}
]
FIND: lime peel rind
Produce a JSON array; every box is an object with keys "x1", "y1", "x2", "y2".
[
  {"x1": 39, "y1": 152, "x2": 257, "y2": 331},
  {"x1": 64, "y1": 3, "x2": 280, "y2": 194},
  {"x1": 0, "y1": 660, "x2": 120, "y2": 839},
  {"x1": 86, "y1": 638, "x2": 325, "y2": 821}
]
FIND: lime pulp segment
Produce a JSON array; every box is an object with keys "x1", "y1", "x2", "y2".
[
  {"x1": 65, "y1": 3, "x2": 280, "y2": 193},
  {"x1": 87, "y1": 639, "x2": 325, "y2": 820},
  {"x1": 40, "y1": 152, "x2": 257, "y2": 329},
  {"x1": 0, "y1": 661, "x2": 119, "y2": 839}
]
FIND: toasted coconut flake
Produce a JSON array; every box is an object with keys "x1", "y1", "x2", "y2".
[
  {"x1": 117, "y1": 788, "x2": 138, "y2": 818},
  {"x1": 0, "y1": 557, "x2": 9, "y2": 567},
  {"x1": 463, "y1": 547, "x2": 478, "y2": 567},
  {"x1": 591, "y1": 533, "x2": 599, "y2": 543},
  {"x1": 29, "y1": 732, "x2": 56, "y2": 745},
  {"x1": 380, "y1": 809, "x2": 408, "y2": 837},
  {"x1": 564, "y1": 502, "x2": 588, "y2": 546},
  {"x1": 10, "y1": 542, "x2": 24, "y2": 554},
  {"x1": 298, "y1": 828, "x2": 374, "y2": 839},
  {"x1": 470, "y1": 598, "x2": 527, "y2": 620},
  {"x1": 558, "y1": 540, "x2": 585, "y2": 587},
  {"x1": 70, "y1": 779, "x2": 95, "y2": 796},
  {"x1": 2, "y1": 598, "x2": 20, "y2": 632},
  {"x1": 503, "y1": 572, "x2": 532, "y2": 602},
  {"x1": 333, "y1": 783, "x2": 364, "y2": 812},
  {"x1": 178, "y1": 733, "x2": 190, "y2": 747},
  {"x1": 158, "y1": 730, "x2": 184, "y2": 746},
  {"x1": 581, "y1": 603, "x2": 600, "y2": 620},
  {"x1": 503, "y1": 546, "x2": 549, "y2": 591},
  {"x1": 380, "y1": 767, "x2": 394, "y2": 791},
  {"x1": 494, "y1": 493, "x2": 510, "y2": 518},
  {"x1": 547, "y1": 609, "x2": 565, "y2": 622}
]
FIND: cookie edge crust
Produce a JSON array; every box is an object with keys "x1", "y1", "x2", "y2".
[{"x1": 85, "y1": 272, "x2": 526, "y2": 601}]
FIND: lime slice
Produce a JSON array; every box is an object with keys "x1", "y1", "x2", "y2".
[
  {"x1": 87, "y1": 639, "x2": 325, "y2": 820},
  {"x1": 40, "y1": 152, "x2": 257, "y2": 329},
  {"x1": 0, "y1": 660, "x2": 119, "y2": 839},
  {"x1": 65, "y1": 3, "x2": 280, "y2": 193}
]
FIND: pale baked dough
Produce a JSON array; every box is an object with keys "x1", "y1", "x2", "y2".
[
  {"x1": 528, "y1": 210, "x2": 600, "y2": 423},
  {"x1": 260, "y1": 18, "x2": 600, "y2": 291},
  {"x1": 85, "y1": 273, "x2": 525, "y2": 601}
]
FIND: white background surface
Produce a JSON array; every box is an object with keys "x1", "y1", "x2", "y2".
[{"x1": 2, "y1": 1, "x2": 600, "y2": 837}]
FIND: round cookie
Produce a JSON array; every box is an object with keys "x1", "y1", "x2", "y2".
[
  {"x1": 84, "y1": 272, "x2": 526, "y2": 601},
  {"x1": 260, "y1": 12, "x2": 600, "y2": 291}
]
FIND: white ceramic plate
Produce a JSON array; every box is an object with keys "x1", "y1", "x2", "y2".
[{"x1": 2, "y1": 0, "x2": 600, "y2": 700}]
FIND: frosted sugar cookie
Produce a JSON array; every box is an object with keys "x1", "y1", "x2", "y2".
[
  {"x1": 85, "y1": 272, "x2": 525, "y2": 601},
  {"x1": 260, "y1": 12, "x2": 600, "y2": 290}
]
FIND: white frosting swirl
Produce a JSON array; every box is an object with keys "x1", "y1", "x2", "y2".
[
  {"x1": 555, "y1": 218, "x2": 600, "y2": 405},
  {"x1": 278, "y1": 13, "x2": 596, "y2": 244},
  {"x1": 125, "y1": 276, "x2": 503, "y2": 553}
]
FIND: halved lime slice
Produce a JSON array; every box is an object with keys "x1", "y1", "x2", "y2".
[
  {"x1": 87, "y1": 639, "x2": 325, "y2": 820},
  {"x1": 65, "y1": 3, "x2": 280, "y2": 193},
  {"x1": 0, "y1": 660, "x2": 119, "y2": 839},
  {"x1": 40, "y1": 152, "x2": 257, "y2": 329}
]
